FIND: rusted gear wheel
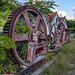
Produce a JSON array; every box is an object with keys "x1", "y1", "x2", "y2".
[
  {"x1": 4, "y1": 5, "x2": 46, "y2": 65},
  {"x1": 57, "y1": 23, "x2": 65, "y2": 42},
  {"x1": 50, "y1": 23, "x2": 58, "y2": 42},
  {"x1": 58, "y1": 23, "x2": 65, "y2": 35}
]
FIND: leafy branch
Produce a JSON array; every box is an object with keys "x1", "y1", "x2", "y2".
[{"x1": 24, "y1": 0, "x2": 58, "y2": 15}]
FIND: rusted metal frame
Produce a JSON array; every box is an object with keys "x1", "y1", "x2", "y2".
[{"x1": 20, "y1": 58, "x2": 47, "y2": 75}]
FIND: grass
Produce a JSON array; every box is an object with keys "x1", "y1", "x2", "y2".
[{"x1": 40, "y1": 38, "x2": 75, "y2": 75}]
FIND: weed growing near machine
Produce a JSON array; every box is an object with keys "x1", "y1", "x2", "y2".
[{"x1": 40, "y1": 38, "x2": 75, "y2": 75}]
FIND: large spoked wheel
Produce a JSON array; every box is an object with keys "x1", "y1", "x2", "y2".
[
  {"x1": 57, "y1": 23, "x2": 65, "y2": 42},
  {"x1": 50, "y1": 23, "x2": 58, "y2": 42},
  {"x1": 4, "y1": 6, "x2": 46, "y2": 65}
]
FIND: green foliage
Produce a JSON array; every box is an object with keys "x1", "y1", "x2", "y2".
[
  {"x1": 0, "y1": 0, "x2": 21, "y2": 11},
  {"x1": 45, "y1": 39, "x2": 55, "y2": 60},
  {"x1": 15, "y1": 20, "x2": 31, "y2": 34},
  {"x1": 24, "y1": 0, "x2": 57, "y2": 15},
  {"x1": 0, "y1": 45, "x2": 18, "y2": 74},
  {"x1": 53, "y1": 38, "x2": 75, "y2": 72},
  {"x1": 67, "y1": 20, "x2": 75, "y2": 29},
  {"x1": 0, "y1": 48, "x2": 7, "y2": 63},
  {"x1": 41, "y1": 38, "x2": 75, "y2": 75},
  {"x1": 20, "y1": 43, "x2": 27, "y2": 59},
  {"x1": 54, "y1": 53, "x2": 69, "y2": 72},
  {"x1": 54, "y1": 37, "x2": 57, "y2": 42},
  {"x1": 73, "y1": 33, "x2": 75, "y2": 38},
  {"x1": 43, "y1": 68, "x2": 59, "y2": 75},
  {"x1": 0, "y1": 0, "x2": 21, "y2": 74},
  {"x1": 0, "y1": 0, "x2": 22, "y2": 31},
  {"x1": 66, "y1": 29, "x2": 74, "y2": 36},
  {"x1": 45, "y1": 51, "x2": 55, "y2": 60},
  {"x1": 0, "y1": 35, "x2": 16, "y2": 74},
  {"x1": 0, "y1": 60, "x2": 19, "y2": 74},
  {"x1": 17, "y1": 41, "x2": 28, "y2": 59},
  {"x1": 60, "y1": 38, "x2": 75, "y2": 57},
  {"x1": 47, "y1": 39, "x2": 55, "y2": 49},
  {"x1": 47, "y1": 39, "x2": 52, "y2": 44},
  {"x1": 0, "y1": 9, "x2": 10, "y2": 31},
  {"x1": 0, "y1": 35, "x2": 16, "y2": 49},
  {"x1": 27, "y1": 12, "x2": 34, "y2": 20}
]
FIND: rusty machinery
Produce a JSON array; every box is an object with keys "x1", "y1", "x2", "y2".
[
  {"x1": 4, "y1": 5, "x2": 68, "y2": 74},
  {"x1": 50, "y1": 23, "x2": 67, "y2": 44}
]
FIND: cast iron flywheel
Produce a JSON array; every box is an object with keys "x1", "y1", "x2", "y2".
[
  {"x1": 4, "y1": 5, "x2": 46, "y2": 65},
  {"x1": 50, "y1": 23, "x2": 65, "y2": 42},
  {"x1": 50, "y1": 23, "x2": 58, "y2": 42},
  {"x1": 57, "y1": 23, "x2": 65, "y2": 42}
]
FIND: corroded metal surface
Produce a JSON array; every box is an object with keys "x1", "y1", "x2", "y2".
[
  {"x1": 19, "y1": 58, "x2": 47, "y2": 75},
  {"x1": 4, "y1": 5, "x2": 47, "y2": 65}
]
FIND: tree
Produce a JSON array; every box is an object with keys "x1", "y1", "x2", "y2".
[
  {"x1": 0, "y1": 0, "x2": 22, "y2": 31},
  {"x1": 24, "y1": 0, "x2": 57, "y2": 15},
  {"x1": 0, "y1": 0, "x2": 22, "y2": 54},
  {"x1": 67, "y1": 20, "x2": 75, "y2": 29},
  {"x1": 0, "y1": 0, "x2": 21, "y2": 11},
  {"x1": 0, "y1": 1, "x2": 22, "y2": 74}
]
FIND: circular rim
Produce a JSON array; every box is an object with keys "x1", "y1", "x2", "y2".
[
  {"x1": 50, "y1": 23, "x2": 65, "y2": 42},
  {"x1": 4, "y1": 6, "x2": 46, "y2": 65},
  {"x1": 57, "y1": 23, "x2": 65, "y2": 37},
  {"x1": 50, "y1": 23, "x2": 58, "y2": 41}
]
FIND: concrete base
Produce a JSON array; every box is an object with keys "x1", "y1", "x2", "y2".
[
  {"x1": 31, "y1": 60, "x2": 54, "y2": 75},
  {"x1": 31, "y1": 56, "x2": 57, "y2": 75},
  {"x1": 47, "y1": 48, "x2": 60, "y2": 53}
]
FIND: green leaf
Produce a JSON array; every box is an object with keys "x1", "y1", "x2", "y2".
[
  {"x1": 24, "y1": 0, "x2": 57, "y2": 15},
  {"x1": 0, "y1": 35, "x2": 15, "y2": 50}
]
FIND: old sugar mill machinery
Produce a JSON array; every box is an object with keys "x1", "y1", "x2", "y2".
[{"x1": 4, "y1": 5, "x2": 69, "y2": 75}]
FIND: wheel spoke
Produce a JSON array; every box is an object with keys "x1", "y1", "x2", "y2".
[
  {"x1": 23, "y1": 10, "x2": 33, "y2": 29},
  {"x1": 13, "y1": 34, "x2": 28, "y2": 42},
  {"x1": 34, "y1": 15, "x2": 41, "y2": 31}
]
